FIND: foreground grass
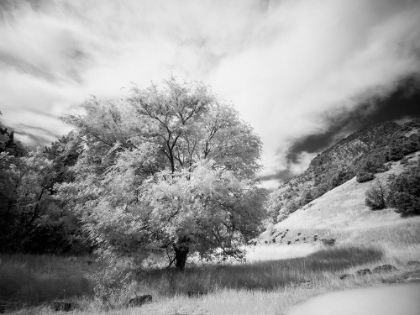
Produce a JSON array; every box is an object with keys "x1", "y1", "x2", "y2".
[
  {"x1": 2, "y1": 215, "x2": 420, "y2": 315},
  {"x1": 0, "y1": 244, "x2": 393, "y2": 314},
  {"x1": 0, "y1": 254, "x2": 93, "y2": 305},
  {"x1": 6, "y1": 257, "x2": 420, "y2": 315},
  {"x1": 138, "y1": 246, "x2": 383, "y2": 295}
]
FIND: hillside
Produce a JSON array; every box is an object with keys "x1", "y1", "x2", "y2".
[
  {"x1": 262, "y1": 152, "x2": 420, "y2": 247},
  {"x1": 267, "y1": 119, "x2": 420, "y2": 223}
]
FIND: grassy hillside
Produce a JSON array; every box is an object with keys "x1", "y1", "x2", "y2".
[
  {"x1": 267, "y1": 119, "x2": 420, "y2": 221},
  {"x1": 261, "y1": 151, "x2": 420, "y2": 259}
]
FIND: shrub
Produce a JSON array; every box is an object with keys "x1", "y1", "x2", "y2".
[
  {"x1": 356, "y1": 171, "x2": 375, "y2": 183},
  {"x1": 331, "y1": 168, "x2": 354, "y2": 188},
  {"x1": 388, "y1": 146, "x2": 404, "y2": 161},
  {"x1": 365, "y1": 180, "x2": 387, "y2": 210},
  {"x1": 360, "y1": 155, "x2": 388, "y2": 173},
  {"x1": 93, "y1": 257, "x2": 140, "y2": 309},
  {"x1": 321, "y1": 238, "x2": 336, "y2": 246},
  {"x1": 387, "y1": 166, "x2": 420, "y2": 216}
]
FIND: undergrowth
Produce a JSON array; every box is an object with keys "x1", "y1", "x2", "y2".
[{"x1": 0, "y1": 254, "x2": 93, "y2": 304}]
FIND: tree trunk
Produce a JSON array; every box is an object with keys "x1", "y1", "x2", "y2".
[{"x1": 173, "y1": 242, "x2": 189, "y2": 271}]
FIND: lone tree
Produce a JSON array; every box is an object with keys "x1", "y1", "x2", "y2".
[
  {"x1": 365, "y1": 179, "x2": 387, "y2": 210},
  {"x1": 58, "y1": 77, "x2": 267, "y2": 270}
]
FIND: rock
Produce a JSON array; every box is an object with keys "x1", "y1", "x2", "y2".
[
  {"x1": 339, "y1": 274, "x2": 352, "y2": 280},
  {"x1": 356, "y1": 268, "x2": 372, "y2": 276},
  {"x1": 297, "y1": 233, "x2": 301, "y2": 236},
  {"x1": 295, "y1": 239, "x2": 299, "y2": 242},
  {"x1": 187, "y1": 291, "x2": 207, "y2": 298},
  {"x1": 247, "y1": 239, "x2": 257, "y2": 246},
  {"x1": 52, "y1": 301, "x2": 77, "y2": 312},
  {"x1": 382, "y1": 270, "x2": 420, "y2": 284},
  {"x1": 128, "y1": 295, "x2": 153, "y2": 307},
  {"x1": 408, "y1": 260, "x2": 420, "y2": 266},
  {"x1": 287, "y1": 241, "x2": 291, "y2": 245},
  {"x1": 321, "y1": 238, "x2": 336, "y2": 246},
  {"x1": 272, "y1": 238, "x2": 276, "y2": 243},
  {"x1": 373, "y1": 264, "x2": 397, "y2": 273}
]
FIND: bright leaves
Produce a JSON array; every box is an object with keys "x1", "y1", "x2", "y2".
[{"x1": 57, "y1": 77, "x2": 266, "y2": 269}]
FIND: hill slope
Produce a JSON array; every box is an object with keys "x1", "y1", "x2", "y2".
[
  {"x1": 261, "y1": 153, "x2": 420, "y2": 250},
  {"x1": 267, "y1": 119, "x2": 420, "y2": 223},
  {"x1": 262, "y1": 118, "x2": 420, "y2": 249}
]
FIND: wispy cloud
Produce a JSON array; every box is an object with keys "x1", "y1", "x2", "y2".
[{"x1": 0, "y1": 0, "x2": 419, "y2": 188}]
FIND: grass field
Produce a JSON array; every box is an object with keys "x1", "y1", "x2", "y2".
[
  {"x1": 2, "y1": 158, "x2": 420, "y2": 314},
  {"x1": 2, "y1": 239, "x2": 419, "y2": 315}
]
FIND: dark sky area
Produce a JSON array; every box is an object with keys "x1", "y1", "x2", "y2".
[{"x1": 273, "y1": 75, "x2": 420, "y2": 183}]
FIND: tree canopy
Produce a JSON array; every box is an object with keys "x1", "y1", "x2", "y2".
[{"x1": 58, "y1": 77, "x2": 267, "y2": 269}]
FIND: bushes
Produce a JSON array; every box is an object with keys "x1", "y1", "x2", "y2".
[
  {"x1": 387, "y1": 146, "x2": 404, "y2": 161},
  {"x1": 387, "y1": 166, "x2": 420, "y2": 216},
  {"x1": 363, "y1": 160, "x2": 420, "y2": 215},
  {"x1": 93, "y1": 261, "x2": 138, "y2": 309},
  {"x1": 365, "y1": 180, "x2": 387, "y2": 210},
  {"x1": 387, "y1": 134, "x2": 420, "y2": 161},
  {"x1": 331, "y1": 168, "x2": 354, "y2": 188},
  {"x1": 357, "y1": 171, "x2": 375, "y2": 183},
  {"x1": 359, "y1": 154, "x2": 388, "y2": 173}
]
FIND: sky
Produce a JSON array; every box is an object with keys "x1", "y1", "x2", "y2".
[{"x1": 1, "y1": 0, "x2": 420, "y2": 189}]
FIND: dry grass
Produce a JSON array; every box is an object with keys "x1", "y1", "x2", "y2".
[
  {"x1": 8, "y1": 262, "x2": 417, "y2": 315},
  {"x1": 2, "y1": 244, "x2": 399, "y2": 315},
  {"x1": 133, "y1": 245, "x2": 383, "y2": 297},
  {"x1": 2, "y1": 220, "x2": 420, "y2": 314},
  {"x1": 3, "y1": 158, "x2": 420, "y2": 315},
  {"x1": 262, "y1": 158, "x2": 420, "y2": 251}
]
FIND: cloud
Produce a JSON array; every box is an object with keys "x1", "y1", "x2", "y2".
[
  {"x1": 210, "y1": 0, "x2": 420, "y2": 176},
  {"x1": 284, "y1": 75, "x2": 420, "y2": 168},
  {"x1": 0, "y1": 0, "x2": 419, "y2": 188}
]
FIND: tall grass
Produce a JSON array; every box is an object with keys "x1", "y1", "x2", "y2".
[
  {"x1": 0, "y1": 245, "x2": 382, "y2": 307},
  {"x1": 0, "y1": 254, "x2": 93, "y2": 305},
  {"x1": 3, "y1": 242, "x2": 418, "y2": 315},
  {"x1": 136, "y1": 246, "x2": 383, "y2": 296}
]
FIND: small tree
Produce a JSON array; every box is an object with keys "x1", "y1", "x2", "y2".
[
  {"x1": 365, "y1": 179, "x2": 387, "y2": 210},
  {"x1": 387, "y1": 165, "x2": 420, "y2": 216}
]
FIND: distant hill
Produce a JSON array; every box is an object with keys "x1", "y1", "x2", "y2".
[
  {"x1": 309, "y1": 121, "x2": 400, "y2": 169},
  {"x1": 266, "y1": 119, "x2": 420, "y2": 223}
]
